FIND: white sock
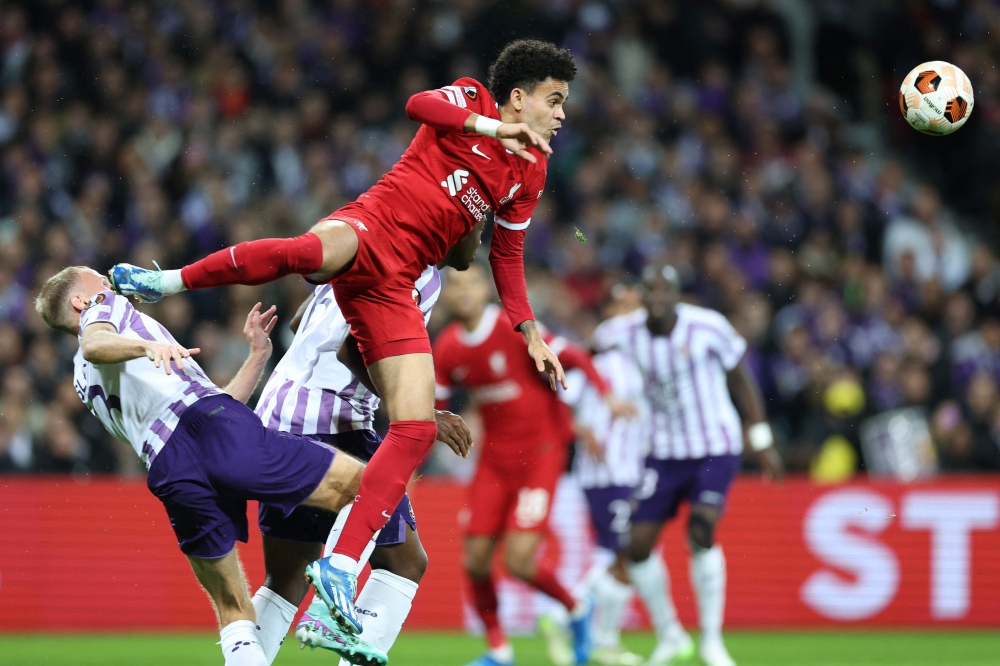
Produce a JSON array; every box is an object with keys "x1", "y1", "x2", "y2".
[
  {"x1": 161, "y1": 269, "x2": 186, "y2": 294},
  {"x1": 489, "y1": 643, "x2": 514, "y2": 664},
  {"x1": 326, "y1": 553, "x2": 360, "y2": 575},
  {"x1": 251, "y1": 587, "x2": 298, "y2": 665},
  {"x1": 690, "y1": 545, "x2": 726, "y2": 644},
  {"x1": 626, "y1": 554, "x2": 683, "y2": 643},
  {"x1": 574, "y1": 548, "x2": 617, "y2": 598},
  {"x1": 336, "y1": 570, "x2": 419, "y2": 665},
  {"x1": 591, "y1": 569, "x2": 632, "y2": 649},
  {"x1": 220, "y1": 619, "x2": 268, "y2": 666}
]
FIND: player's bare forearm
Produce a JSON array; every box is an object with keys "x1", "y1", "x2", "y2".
[
  {"x1": 81, "y1": 325, "x2": 154, "y2": 364},
  {"x1": 222, "y1": 350, "x2": 270, "y2": 404},
  {"x1": 464, "y1": 113, "x2": 551, "y2": 161},
  {"x1": 224, "y1": 303, "x2": 277, "y2": 403},
  {"x1": 337, "y1": 333, "x2": 380, "y2": 398},
  {"x1": 726, "y1": 360, "x2": 767, "y2": 425},
  {"x1": 81, "y1": 323, "x2": 200, "y2": 375}
]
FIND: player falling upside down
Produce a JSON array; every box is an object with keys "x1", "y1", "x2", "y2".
[
  {"x1": 593, "y1": 265, "x2": 784, "y2": 666},
  {"x1": 33, "y1": 267, "x2": 383, "y2": 666},
  {"x1": 251, "y1": 225, "x2": 482, "y2": 665},
  {"x1": 109, "y1": 39, "x2": 576, "y2": 643},
  {"x1": 433, "y1": 264, "x2": 634, "y2": 666}
]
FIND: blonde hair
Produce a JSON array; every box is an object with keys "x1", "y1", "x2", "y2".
[{"x1": 35, "y1": 266, "x2": 87, "y2": 334}]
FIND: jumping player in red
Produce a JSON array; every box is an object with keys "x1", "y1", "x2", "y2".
[
  {"x1": 434, "y1": 264, "x2": 634, "y2": 666},
  {"x1": 108, "y1": 39, "x2": 577, "y2": 643}
]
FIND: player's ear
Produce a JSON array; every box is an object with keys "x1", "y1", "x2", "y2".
[{"x1": 509, "y1": 87, "x2": 524, "y2": 113}]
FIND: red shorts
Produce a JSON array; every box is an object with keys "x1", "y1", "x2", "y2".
[
  {"x1": 463, "y1": 442, "x2": 568, "y2": 538},
  {"x1": 325, "y1": 201, "x2": 431, "y2": 365}
]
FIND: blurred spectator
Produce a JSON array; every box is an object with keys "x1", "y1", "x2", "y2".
[{"x1": 1, "y1": 0, "x2": 999, "y2": 476}]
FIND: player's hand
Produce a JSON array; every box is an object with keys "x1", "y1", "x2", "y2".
[
  {"x1": 526, "y1": 336, "x2": 567, "y2": 391},
  {"x1": 605, "y1": 394, "x2": 638, "y2": 419},
  {"x1": 144, "y1": 342, "x2": 200, "y2": 375},
  {"x1": 497, "y1": 122, "x2": 552, "y2": 163},
  {"x1": 244, "y1": 302, "x2": 278, "y2": 359},
  {"x1": 757, "y1": 446, "x2": 785, "y2": 482},
  {"x1": 435, "y1": 410, "x2": 473, "y2": 458},
  {"x1": 576, "y1": 424, "x2": 604, "y2": 461}
]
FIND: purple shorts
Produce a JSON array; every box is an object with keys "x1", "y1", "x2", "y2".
[
  {"x1": 583, "y1": 485, "x2": 634, "y2": 552},
  {"x1": 258, "y1": 430, "x2": 417, "y2": 547},
  {"x1": 147, "y1": 395, "x2": 336, "y2": 559},
  {"x1": 631, "y1": 454, "x2": 742, "y2": 524}
]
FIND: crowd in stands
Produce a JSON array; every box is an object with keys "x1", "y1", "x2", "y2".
[{"x1": 2, "y1": 0, "x2": 1000, "y2": 476}]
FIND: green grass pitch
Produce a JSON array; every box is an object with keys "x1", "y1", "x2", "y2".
[{"x1": 0, "y1": 631, "x2": 997, "y2": 665}]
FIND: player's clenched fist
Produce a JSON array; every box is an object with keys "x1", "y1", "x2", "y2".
[
  {"x1": 143, "y1": 341, "x2": 200, "y2": 375},
  {"x1": 435, "y1": 410, "x2": 473, "y2": 458}
]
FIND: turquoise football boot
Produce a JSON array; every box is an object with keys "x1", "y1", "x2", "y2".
[{"x1": 295, "y1": 598, "x2": 388, "y2": 666}]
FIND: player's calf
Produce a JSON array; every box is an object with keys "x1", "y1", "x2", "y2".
[
  {"x1": 186, "y1": 550, "x2": 269, "y2": 666},
  {"x1": 688, "y1": 509, "x2": 718, "y2": 551}
]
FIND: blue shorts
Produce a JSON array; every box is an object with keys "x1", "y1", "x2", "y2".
[
  {"x1": 631, "y1": 454, "x2": 742, "y2": 524},
  {"x1": 257, "y1": 430, "x2": 417, "y2": 546},
  {"x1": 147, "y1": 395, "x2": 336, "y2": 559},
  {"x1": 583, "y1": 485, "x2": 634, "y2": 552}
]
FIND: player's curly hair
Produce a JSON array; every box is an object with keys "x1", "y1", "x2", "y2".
[{"x1": 487, "y1": 39, "x2": 577, "y2": 106}]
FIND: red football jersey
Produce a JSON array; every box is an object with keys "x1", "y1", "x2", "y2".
[
  {"x1": 361, "y1": 77, "x2": 547, "y2": 282},
  {"x1": 434, "y1": 305, "x2": 604, "y2": 469}
]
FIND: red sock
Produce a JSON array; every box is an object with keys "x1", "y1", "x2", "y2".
[
  {"x1": 469, "y1": 576, "x2": 507, "y2": 649},
  {"x1": 180, "y1": 233, "x2": 324, "y2": 290},
  {"x1": 332, "y1": 420, "x2": 437, "y2": 559},
  {"x1": 529, "y1": 564, "x2": 578, "y2": 612}
]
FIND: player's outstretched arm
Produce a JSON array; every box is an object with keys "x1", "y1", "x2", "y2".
[
  {"x1": 222, "y1": 303, "x2": 277, "y2": 404},
  {"x1": 403, "y1": 88, "x2": 549, "y2": 163},
  {"x1": 81, "y1": 322, "x2": 200, "y2": 375},
  {"x1": 727, "y1": 360, "x2": 784, "y2": 481},
  {"x1": 550, "y1": 338, "x2": 637, "y2": 418}
]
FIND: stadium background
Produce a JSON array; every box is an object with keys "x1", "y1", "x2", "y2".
[{"x1": 1, "y1": 0, "x2": 999, "y2": 664}]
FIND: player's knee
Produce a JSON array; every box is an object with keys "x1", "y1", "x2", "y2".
[
  {"x1": 464, "y1": 550, "x2": 492, "y2": 581},
  {"x1": 406, "y1": 546, "x2": 429, "y2": 582},
  {"x1": 371, "y1": 541, "x2": 428, "y2": 584},
  {"x1": 503, "y1": 550, "x2": 535, "y2": 581},
  {"x1": 627, "y1": 539, "x2": 654, "y2": 564},
  {"x1": 688, "y1": 512, "x2": 715, "y2": 551},
  {"x1": 262, "y1": 574, "x2": 311, "y2": 607},
  {"x1": 310, "y1": 218, "x2": 359, "y2": 275}
]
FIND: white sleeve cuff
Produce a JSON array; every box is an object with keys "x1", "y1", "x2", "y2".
[{"x1": 495, "y1": 216, "x2": 531, "y2": 231}]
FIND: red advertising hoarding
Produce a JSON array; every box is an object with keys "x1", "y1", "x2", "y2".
[{"x1": 1, "y1": 475, "x2": 998, "y2": 631}]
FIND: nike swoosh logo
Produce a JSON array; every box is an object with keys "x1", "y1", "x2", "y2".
[
  {"x1": 382, "y1": 510, "x2": 392, "y2": 519},
  {"x1": 471, "y1": 144, "x2": 491, "y2": 160}
]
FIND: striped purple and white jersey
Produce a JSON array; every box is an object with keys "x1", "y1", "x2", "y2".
[
  {"x1": 565, "y1": 350, "x2": 649, "y2": 489},
  {"x1": 73, "y1": 291, "x2": 222, "y2": 468},
  {"x1": 593, "y1": 304, "x2": 748, "y2": 460},
  {"x1": 255, "y1": 266, "x2": 440, "y2": 435}
]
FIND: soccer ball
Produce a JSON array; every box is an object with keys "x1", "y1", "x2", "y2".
[{"x1": 898, "y1": 61, "x2": 974, "y2": 135}]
